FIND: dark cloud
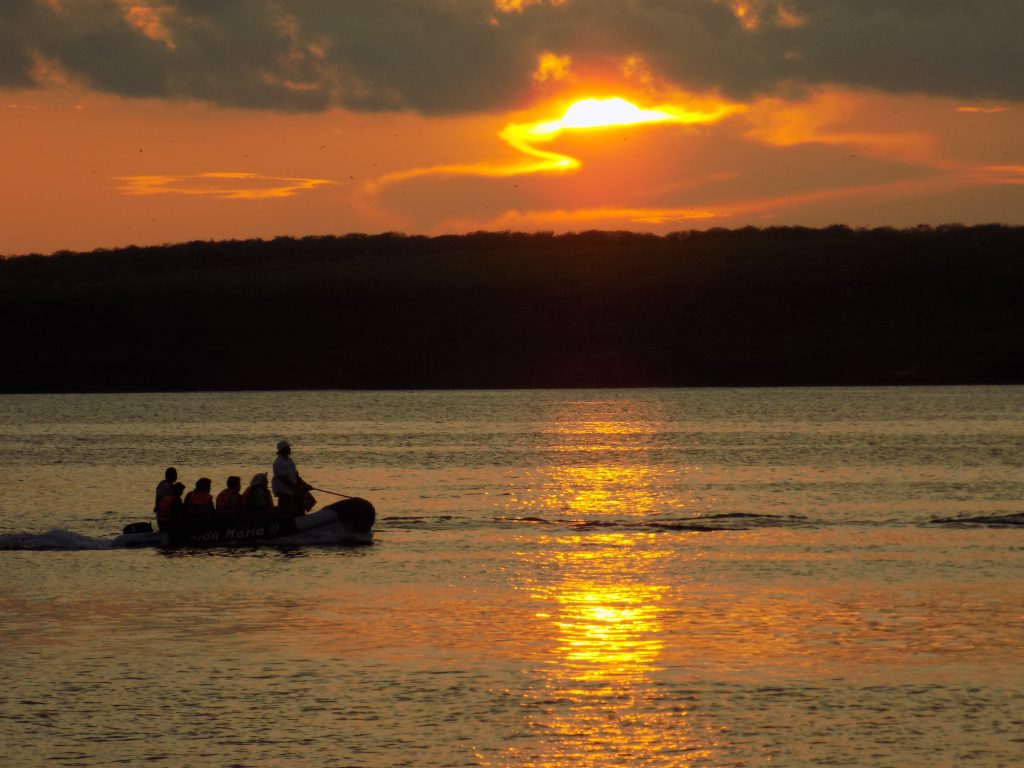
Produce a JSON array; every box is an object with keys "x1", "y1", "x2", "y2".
[
  {"x1": 793, "y1": 1, "x2": 1024, "y2": 101},
  {"x1": 0, "y1": 0, "x2": 43, "y2": 88},
  {"x1": 5, "y1": 1, "x2": 1023, "y2": 112}
]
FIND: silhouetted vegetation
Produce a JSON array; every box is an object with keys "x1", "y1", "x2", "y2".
[{"x1": 1, "y1": 226, "x2": 1022, "y2": 391}]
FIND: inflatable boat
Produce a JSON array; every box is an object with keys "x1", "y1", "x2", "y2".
[{"x1": 111, "y1": 497, "x2": 375, "y2": 548}]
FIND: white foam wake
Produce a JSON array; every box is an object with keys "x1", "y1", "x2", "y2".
[{"x1": 0, "y1": 529, "x2": 112, "y2": 551}]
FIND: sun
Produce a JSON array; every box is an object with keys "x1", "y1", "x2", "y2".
[
  {"x1": 497, "y1": 94, "x2": 738, "y2": 172},
  {"x1": 528, "y1": 97, "x2": 680, "y2": 137},
  {"x1": 363, "y1": 93, "x2": 741, "y2": 195}
]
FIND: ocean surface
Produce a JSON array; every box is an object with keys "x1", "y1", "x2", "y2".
[{"x1": 1, "y1": 387, "x2": 1023, "y2": 767}]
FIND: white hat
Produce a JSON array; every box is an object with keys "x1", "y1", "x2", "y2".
[{"x1": 276, "y1": 440, "x2": 291, "y2": 451}]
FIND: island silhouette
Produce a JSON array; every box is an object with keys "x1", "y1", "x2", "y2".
[{"x1": 1, "y1": 226, "x2": 1021, "y2": 392}]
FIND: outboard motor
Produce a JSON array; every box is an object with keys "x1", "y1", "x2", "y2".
[{"x1": 324, "y1": 498, "x2": 376, "y2": 532}]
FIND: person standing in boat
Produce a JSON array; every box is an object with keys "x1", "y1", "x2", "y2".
[
  {"x1": 272, "y1": 440, "x2": 310, "y2": 518},
  {"x1": 154, "y1": 467, "x2": 177, "y2": 520},
  {"x1": 183, "y1": 477, "x2": 216, "y2": 526}
]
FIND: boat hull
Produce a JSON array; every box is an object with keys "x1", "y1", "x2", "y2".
[{"x1": 112, "y1": 497, "x2": 375, "y2": 548}]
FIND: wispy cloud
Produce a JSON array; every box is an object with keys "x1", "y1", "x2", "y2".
[
  {"x1": 956, "y1": 106, "x2": 1009, "y2": 114},
  {"x1": 744, "y1": 90, "x2": 942, "y2": 168},
  {"x1": 443, "y1": 173, "x2": 986, "y2": 235},
  {"x1": 114, "y1": 172, "x2": 333, "y2": 199},
  {"x1": 478, "y1": 205, "x2": 724, "y2": 230},
  {"x1": 979, "y1": 165, "x2": 1024, "y2": 184}
]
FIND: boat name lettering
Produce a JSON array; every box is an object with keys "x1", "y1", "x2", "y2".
[
  {"x1": 183, "y1": 522, "x2": 284, "y2": 544},
  {"x1": 223, "y1": 523, "x2": 279, "y2": 539}
]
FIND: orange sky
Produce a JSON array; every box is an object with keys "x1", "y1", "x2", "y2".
[{"x1": 2, "y1": 1, "x2": 1022, "y2": 255}]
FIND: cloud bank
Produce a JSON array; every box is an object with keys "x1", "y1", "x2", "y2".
[{"x1": 3, "y1": 0, "x2": 1022, "y2": 113}]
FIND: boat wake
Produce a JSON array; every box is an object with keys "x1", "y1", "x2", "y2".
[
  {"x1": 0, "y1": 525, "x2": 370, "y2": 552},
  {"x1": 0, "y1": 529, "x2": 112, "y2": 551},
  {"x1": 930, "y1": 512, "x2": 1024, "y2": 527},
  {"x1": 482, "y1": 511, "x2": 811, "y2": 532},
  {"x1": 376, "y1": 511, "x2": 813, "y2": 533}
]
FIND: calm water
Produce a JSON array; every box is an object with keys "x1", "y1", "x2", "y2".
[{"x1": 1, "y1": 387, "x2": 1023, "y2": 767}]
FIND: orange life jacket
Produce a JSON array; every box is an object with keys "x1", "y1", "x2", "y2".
[
  {"x1": 215, "y1": 488, "x2": 240, "y2": 512},
  {"x1": 156, "y1": 494, "x2": 180, "y2": 523},
  {"x1": 185, "y1": 490, "x2": 214, "y2": 514}
]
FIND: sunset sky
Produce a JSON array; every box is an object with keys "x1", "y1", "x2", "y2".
[{"x1": 2, "y1": 0, "x2": 1023, "y2": 256}]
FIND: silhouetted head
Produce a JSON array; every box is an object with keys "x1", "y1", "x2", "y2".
[
  {"x1": 196, "y1": 477, "x2": 212, "y2": 492},
  {"x1": 227, "y1": 475, "x2": 241, "y2": 491},
  {"x1": 250, "y1": 472, "x2": 268, "y2": 487},
  {"x1": 165, "y1": 467, "x2": 177, "y2": 482},
  {"x1": 277, "y1": 440, "x2": 291, "y2": 455}
]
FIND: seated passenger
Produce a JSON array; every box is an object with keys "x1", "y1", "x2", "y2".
[
  {"x1": 183, "y1": 477, "x2": 216, "y2": 525},
  {"x1": 155, "y1": 482, "x2": 186, "y2": 532},
  {"x1": 215, "y1": 476, "x2": 243, "y2": 521},
  {"x1": 241, "y1": 473, "x2": 274, "y2": 520}
]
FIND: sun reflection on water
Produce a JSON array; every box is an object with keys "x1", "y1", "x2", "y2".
[
  {"x1": 505, "y1": 400, "x2": 705, "y2": 521},
  {"x1": 504, "y1": 531, "x2": 717, "y2": 766},
  {"x1": 540, "y1": 533, "x2": 667, "y2": 682},
  {"x1": 497, "y1": 405, "x2": 719, "y2": 765},
  {"x1": 544, "y1": 464, "x2": 662, "y2": 517}
]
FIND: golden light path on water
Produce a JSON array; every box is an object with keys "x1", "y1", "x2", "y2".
[{"x1": 495, "y1": 407, "x2": 720, "y2": 766}]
